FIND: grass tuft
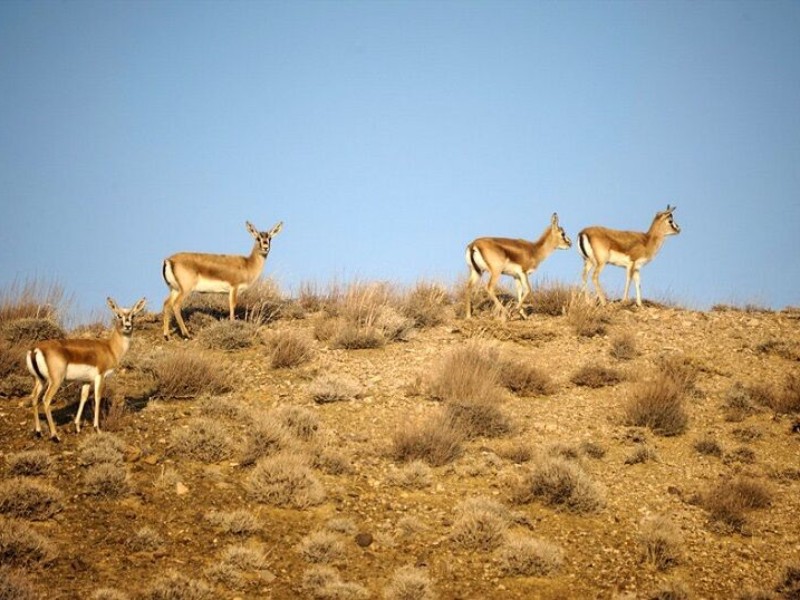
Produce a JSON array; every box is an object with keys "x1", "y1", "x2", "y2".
[
  {"x1": 383, "y1": 565, "x2": 436, "y2": 600},
  {"x1": 623, "y1": 374, "x2": 688, "y2": 436},
  {"x1": 247, "y1": 453, "x2": 326, "y2": 509},
  {"x1": 153, "y1": 349, "x2": 232, "y2": 398},
  {"x1": 496, "y1": 534, "x2": 564, "y2": 576},
  {"x1": 392, "y1": 410, "x2": 464, "y2": 467},
  {"x1": 268, "y1": 330, "x2": 314, "y2": 368},
  {"x1": 0, "y1": 518, "x2": 57, "y2": 567},
  {"x1": 0, "y1": 479, "x2": 64, "y2": 520},
  {"x1": 638, "y1": 515, "x2": 682, "y2": 570},
  {"x1": 169, "y1": 417, "x2": 237, "y2": 463},
  {"x1": 511, "y1": 456, "x2": 605, "y2": 514},
  {"x1": 571, "y1": 364, "x2": 624, "y2": 388},
  {"x1": 5, "y1": 451, "x2": 53, "y2": 477},
  {"x1": 449, "y1": 496, "x2": 510, "y2": 551}
]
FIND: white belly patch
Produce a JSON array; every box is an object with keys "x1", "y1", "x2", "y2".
[
  {"x1": 194, "y1": 276, "x2": 232, "y2": 294},
  {"x1": 66, "y1": 364, "x2": 101, "y2": 382},
  {"x1": 607, "y1": 250, "x2": 634, "y2": 268}
]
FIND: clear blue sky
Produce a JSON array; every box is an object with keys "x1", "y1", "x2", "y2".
[{"x1": 2, "y1": 0, "x2": 799, "y2": 319}]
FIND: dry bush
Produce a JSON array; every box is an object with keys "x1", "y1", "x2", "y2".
[
  {"x1": 126, "y1": 526, "x2": 163, "y2": 552},
  {"x1": 449, "y1": 496, "x2": 510, "y2": 551},
  {"x1": 298, "y1": 281, "x2": 326, "y2": 313},
  {"x1": 639, "y1": 515, "x2": 682, "y2": 570},
  {"x1": 6, "y1": 451, "x2": 52, "y2": 477},
  {"x1": 648, "y1": 579, "x2": 691, "y2": 600},
  {"x1": 427, "y1": 341, "x2": 501, "y2": 402},
  {"x1": 0, "y1": 279, "x2": 67, "y2": 324},
  {"x1": 206, "y1": 544, "x2": 268, "y2": 589},
  {"x1": 390, "y1": 461, "x2": 433, "y2": 489},
  {"x1": 0, "y1": 518, "x2": 57, "y2": 567},
  {"x1": 401, "y1": 281, "x2": 450, "y2": 328},
  {"x1": 625, "y1": 444, "x2": 658, "y2": 465},
  {"x1": 206, "y1": 509, "x2": 261, "y2": 537},
  {"x1": 99, "y1": 392, "x2": 132, "y2": 433},
  {"x1": 732, "y1": 426, "x2": 762, "y2": 442},
  {"x1": 511, "y1": 456, "x2": 605, "y2": 514},
  {"x1": 724, "y1": 446, "x2": 757, "y2": 465},
  {"x1": 312, "y1": 315, "x2": 340, "y2": 342},
  {"x1": 152, "y1": 349, "x2": 232, "y2": 398},
  {"x1": 91, "y1": 589, "x2": 130, "y2": 600},
  {"x1": 268, "y1": 330, "x2": 314, "y2": 368},
  {"x1": 0, "y1": 566, "x2": 39, "y2": 600},
  {"x1": 169, "y1": 417, "x2": 237, "y2": 463},
  {"x1": 78, "y1": 431, "x2": 126, "y2": 467},
  {"x1": 383, "y1": 565, "x2": 436, "y2": 600},
  {"x1": 580, "y1": 441, "x2": 607, "y2": 459},
  {"x1": 247, "y1": 453, "x2": 325, "y2": 509},
  {"x1": 331, "y1": 323, "x2": 386, "y2": 349},
  {"x1": 656, "y1": 354, "x2": 699, "y2": 394},
  {"x1": 494, "y1": 440, "x2": 533, "y2": 464},
  {"x1": 623, "y1": 374, "x2": 688, "y2": 436},
  {"x1": 775, "y1": 564, "x2": 800, "y2": 599},
  {"x1": 240, "y1": 415, "x2": 293, "y2": 467},
  {"x1": 528, "y1": 281, "x2": 574, "y2": 316},
  {"x1": 272, "y1": 405, "x2": 320, "y2": 441},
  {"x1": 610, "y1": 333, "x2": 638, "y2": 360},
  {"x1": 761, "y1": 373, "x2": 800, "y2": 414},
  {"x1": 311, "y1": 446, "x2": 353, "y2": 476},
  {"x1": 197, "y1": 320, "x2": 259, "y2": 351},
  {"x1": 1, "y1": 318, "x2": 65, "y2": 345},
  {"x1": 325, "y1": 518, "x2": 358, "y2": 535},
  {"x1": 702, "y1": 477, "x2": 772, "y2": 531},
  {"x1": 571, "y1": 364, "x2": 624, "y2": 388},
  {"x1": 198, "y1": 395, "x2": 249, "y2": 422},
  {"x1": 693, "y1": 435, "x2": 723, "y2": 458},
  {"x1": 496, "y1": 534, "x2": 564, "y2": 576},
  {"x1": 141, "y1": 571, "x2": 214, "y2": 600},
  {"x1": 0, "y1": 479, "x2": 63, "y2": 520},
  {"x1": 445, "y1": 390, "x2": 512, "y2": 439},
  {"x1": 755, "y1": 338, "x2": 800, "y2": 361},
  {"x1": 308, "y1": 374, "x2": 364, "y2": 404},
  {"x1": 301, "y1": 566, "x2": 369, "y2": 600},
  {"x1": 499, "y1": 359, "x2": 556, "y2": 396},
  {"x1": 392, "y1": 411, "x2": 464, "y2": 467},
  {"x1": 83, "y1": 463, "x2": 129, "y2": 497},
  {"x1": 238, "y1": 277, "x2": 285, "y2": 325},
  {"x1": 566, "y1": 295, "x2": 608, "y2": 337},
  {"x1": 297, "y1": 530, "x2": 347, "y2": 564}
]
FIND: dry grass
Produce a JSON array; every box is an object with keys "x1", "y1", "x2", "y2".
[
  {"x1": 390, "y1": 460, "x2": 433, "y2": 489},
  {"x1": 247, "y1": 453, "x2": 326, "y2": 509},
  {"x1": 308, "y1": 374, "x2": 364, "y2": 403},
  {"x1": 78, "y1": 432, "x2": 126, "y2": 467},
  {"x1": 0, "y1": 479, "x2": 63, "y2": 520},
  {"x1": 126, "y1": 526, "x2": 164, "y2": 552},
  {"x1": 610, "y1": 333, "x2": 638, "y2": 360},
  {"x1": 449, "y1": 496, "x2": 510, "y2": 551},
  {"x1": 0, "y1": 279, "x2": 67, "y2": 324},
  {"x1": 169, "y1": 417, "x2": 237, "y2": 463},
  {"x1": 0, "y1": 518, "x2": 57, "y2": 567},
  {"x1": 580, "y1": 441, "x2": 607, "y2": 459},
  {"x1": 206, "y1": 509, "x2": 261, "y2": 537},
  {"x1": 401, "y1": 281, "x2": 450, "y2": 327},
  {"x1": 297, "y1": 530, "x2": 346, "y2": 564},
  {"x1": 383, "y1": 565, "x2": 436, "y2": 600},
  {"x1": 648, "y1": 579, "x2": 691, "y2": 600},
  {"x1": 392, "y1": 411, "x2": 465, "y2": 467},
  {"x1": 272, "y1": 405, "x2": 320, "y2": 441},
  {"x1": 656, "y1": 354, "x2": 700, "y2": 394},
  {"x1": 140, "y1": 571, "x2": 215, "y2": 600},
  {"x1": 566, "y1": 295, "x2": 608, "y2": 337},
  {"x1": 623, "y1": 374, "x2": 688, "y2": 436},
  {"x1": 206, "y1": 543, "x2": 269, "y2": 588},
  {"x1": 152, "y1": 349, "x2": 232, "y2": 398},
  {"x1": 268, "y1": 330, "x2": 315, "y2": 368},
  {"x1": 197, "y1": 320, "x2": 259, "y2": 350},
  {"x1": 5, "y1": 451, "x2": 53, "y2": 477},
  {"x1": 427, "y1": 341, "x2": 501, "y2": 401},
  {"x1": 331, "y1": 323, "x2": 387, "y2": 349},
  {"x1": 528, "y1": 281, "x2": 575, "y2": 317},
  {"x1": 91, "y1": 589, "x2": 130, "y2": 600},
  {"x1": 639, "y1": 515, "x2": 682, "y2": 570},
  {"x1": 301, "y1": 566, "x2": 370, "y2": 600},
  {"x1": 775, "y1": 564, "x2": 800, "y2": 599},
  {"x1": 511, "y1": 456, "x2": 605, "y2": 514},
  {"x1": 240, "y1": 414, "x2": 293, "y2": 466},
  {"x1": 755, "y1": 373, "x2": 800, "y2": 414},
  {"x1": 499, "y1": 359, "x2": 556, "y2": 396},
  {"x1": 1, "y1": 318, "x2": 65, "y2": 345},
  {"x1": 702, "y1": 477, "x2": 772, "y2": 531},
  {"x1": 625, "y1": 444, "x2": 658, "y2": 465},
  {"x1": 83, "y1": 463, "x2": 129, "y2": 497},
  {"x1": 494, "y1": 440, "x2": 534, "y2": 464},
  {"x1": 445, "y1": 390, "x2": 513, "y2": 439},
  {"x1": 0, "y1": 566, "x2": 39, "y2": 600},
  {"x1": 496, "y1": 534, "x2": 564, "y2": 576},
  {"x1": 237, "y1": 277, "x2": 285, "y2": 325},
  {"x1": 693, "y1": 435, "x2": 723, "y2": 458},
  {"x1": 571, "y1": 364, "x2": 624, "y2": 388}
]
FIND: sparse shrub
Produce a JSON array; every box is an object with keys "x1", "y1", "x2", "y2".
[
  {"x1": 546, "y1": 442, "x2": 580, "y2": 460},
  {"x1": 272, "y1": 405, "x2": 319, "y2": 441},
  {"x1": 567, "y1": 295, "x2": 608, "y2": 337},
  {"x1": 83, "y1": 463, "x2": 128, "y2": 497},
  {"x1": 449, "y1": 496, "x2": 509, "y2": 551},
  {"x1": 732, "y1": 426, "x2": 762, "y2": 442},
  {"x1": 623, "y1": 374, "x2": 688, "y2": 436},
  {"x1": 311, "y1": 446, "x2": 353, "y2": 475},
  {"x1": 375, "y1": 305, "x2": 415, "y2": 342},
  {"x1": 309, "y1": 374, "x2": 364, "y2": 404},
  {"x1": 494, "y1": 440, "x2": 533, "y2": 464},
  {"x1": 725, "y1": 382, "x2": 755, "y2": 411},
  {"x1": 0, "y1": 279, "x2": 66, "y2": 324},
  {"x1": 702, "y1": 477, "x2": 772, "y2": 531},
  {"x1": 724, "y1": 446, "x2": 757, "y2": 465},
  {"x1": 648, "y1": 579, "x2": 691, "y2": 600},
  {"x1": 511, "y1": 456, "x2": 605, "y2": 514},
  {"x1": 198, "y1": 395, "x2": 249, "y2": 422},
  {"x1": 206, "y1": 544, "x2": 268, "y2": 588},
  {"x1": 656, "y1": 354, "x2": 699, "y2": 394},
  {"x1": 391, "y1": 461, "x2": 433, "y2": 489},
  {"x1": 1, "y1": 318, "x2": 65, "y2": 344},
  {"x1": 767, "y1": 373, "x2": 800, "y2": 414},
  {"x1": 99, "y1": 392, "x2": 131, "y2": 433},
  {"x1": 302, "y1": 566, "x2": 369, "y2": 600},
  {"x1": 78, "y1": 431, "x2": 126, "y2": 466},
  {"x1": 391, "y1": 411, "x2": 464, "y2": 467},
  {"x1": 499, "y1": 359, "x2": 555, "y2": 396},
  {"x1": 427, "y1": 342, "x2": 501, "y2": 402},
  {"x1": 0, "y1": 518, "x2": 57, "y2": 567},
  {"x1": 126, "y1": 526, "x2": 163, "y2": 552},
  {"x1": 268, "y1": 330, "x2": 314, "y2": 368},
  {"x1": 775, "y1": 564, "x2": 800, "y2": 598},
  {"x1": 571, "y1": 364, "x2": 624, "y2": 388},
  {"x1": 238, "y1": 277, "x2": 284, "y2": 325},
  {"x1": 402, "y1": 282, "x2": 449, "y2": 328},
  {"x1": 693, "y1": 435, "x2": 723, "y2": 457},
  {"x1": 247, "y1": 453, "x2": 326, "y2": 508},
  {"x1": 325, "y1": 518, "x2": 358, "y2": 535},
  {"x1": 528, "y1": 282, "x2": 574, "y2": 317},
  {"x1": 6, "y1": 451, "x2": 52, "y2": 477},
  {"x1": 312, "y1": 315, "x2": 340, "y2": 342},
  {"x1": 638, "y1": 515, "x2": 682, "y2": 570},
  {"x1": 91, "y1": 589, "x2": 130, "y2": 600},
  {"x1": 580, "y1": 441, "x2": 607, "y2": 459},
  {"x1": 240, "y1": 414, "x2": 293, "y2": 466},
  {"x1": 170, "y1": 417, "x2": 237, "y2": 463},
  {"x1": 610, "y1": 333, "x2": 637, "y2": 360},
  {"x1": 331, "y1": 323, "x2": 386, "y2": 349},
  {"x1": 0, "y1": 566, "x2": 38, "y2": 600},
  {"x1": 197, "y1": 320, "x2": 258, "y2": 350},
  {"x1": 206, "y1": 509, "x2": 261, "y2": 537},
  {"x1": 383, "y1": 565, "x2": 436, "y2": 600},
  {"x1": 625, "y1": 444, "x2": 658, "y2": 465},
  {"x1": 298, "y1": 530, "x2": 346, "y2": 564},
  {"x1": 141, "y1": 571, "x2": 214, "y2": 600},
  {"x1": 445, "y1": 390, "x2": 512, "y2": 439},
  {"x1": 496, "y1": 534, "x2": 564, "y2": 576},
  {"x1": 153, "y1": 349, "x2": 232, "y2": 398},
  {"x1": 0, "y1": 479, "x2": 63, "y2": 520}
]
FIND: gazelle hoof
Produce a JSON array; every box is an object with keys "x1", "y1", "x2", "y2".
[
  {"x1": 34, "y1": 430, "x2": 43, "y2": 439},
  {"x1": 50, "y1": 435, "x2": 61, "y2": 444}
]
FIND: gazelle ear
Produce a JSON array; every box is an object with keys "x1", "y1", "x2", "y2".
[
  {"x1": 666, "y1": 204, "x2": 676, "y2": 213},
  {"x1": 106, "y1": 297, "x2": 120, "y2": 313},
  {"x1": 551, "y1": 213, "x2": 559, "y2": 226},
  {"x1": 132, "y1": 298, "x2": 147, "y2": 314},
  {"x1": 246, "y1": 221, "x2": 260, "y2": 238},
  {"x1": 268, "y1": 221, "x2": 284, "y2": 237}
]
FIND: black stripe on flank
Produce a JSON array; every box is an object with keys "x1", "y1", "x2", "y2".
[
  {"x1": 29, "y1": 350, "x2": 46, "y2": 382},
  {"x1": 467, "y1": 244, "x2": 484, "y2": 275},
  {"x1": 578, "y1": 234, "x2": 590, "y2": 260}
]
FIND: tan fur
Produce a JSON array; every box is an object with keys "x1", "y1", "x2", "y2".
[
  {"x1": 578, "y1": 206, "x2": 680, "y2": 307},
  {"x1": 162, "y1": 221, "x2": 283, "y2": 339},
  {"x1": 26, "y1": 297, "x2": 146, "y2": 441},
  {"x1": 465, "y1": 213, "x2": 572, "y2": 319}
]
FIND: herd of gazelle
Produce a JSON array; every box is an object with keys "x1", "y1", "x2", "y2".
[{"x1": 25, "y1": 208, "x2": 679, "y2": 441}]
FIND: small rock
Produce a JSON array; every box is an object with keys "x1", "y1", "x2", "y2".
[
  {"x1": 355, "y1": 532, "x2": 373, "y2": 547},
  {"x1": 175, "y1": 482, "x2": 189, "y2": 496}
]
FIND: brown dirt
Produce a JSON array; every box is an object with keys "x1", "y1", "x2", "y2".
[{"x1": 1, "y1": 303, "x2": 799, "y2": 599}]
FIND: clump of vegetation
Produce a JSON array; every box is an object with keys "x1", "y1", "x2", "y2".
[
  {"x1": 623, "y1": 373, "x2": 688, "y2": 436},
  {"x1": 566, "y1": 295, "x2": 608, "y2": 337},
  {"x1": 297, "y1": 530, "x2": 347, "y2": 564},
  {"x1": 272, "y1": 405, "x2": 320, "y2": 441},
  {"x1": 0, "y1": 479, "x2": 63, "y2": 520},
  {"x1": 449, "y1": 496, "x2": 510, "y2": 551},
  {"x1": 169, "y1": 417, "x2": 237, "y2": 463},
  {"x1": 0, "y1": 565, "x2": 39, "y2": 600},
  {"x1": 401, "y1": 281, "x2": 450, "y2": 327},
  {"x1": 240, "y1": 414, "x2": 293, "y2": 467},
  {"x1": 579, "y1": 441, "x2": 607, "y2": 459},
  {"x1": 247, "y1": 453, "x2": 325, "y2": 509},
  {"x1": 390, "y1": 460, "x2": 433, "y2": 489},
  {"x1": 638, "y1": 515, "x2": 682, "y2": 570},
  {"x1": 197, "y1": 320, "x2": 259, "y2": 351},
  {"x1": 140, "y1": 571, "x2": 214, "y2": 600},
  {"x1": 754, "y1": 373, "x2": 800, "y2": 414},
  {"x1": 383, "y1": 565, "x2": 436, "y2": 600},
  {"x1": 198, "y1": 395, "x2": 249, "y2": 422},
  {"x1": 301, "y1": 566, "x2": 369, "y2": 600},
  {"x1": 648, "y1": 579, "x2": 691, "y2": 600},
  {"x1": 1, "y1": 318, "x2": 65, "y2": 345},
  {"x1": 499, "y1": 359, "x2": 556, "y2": 396},
  {"x1": 427, "y1": 341, "x2": 502, "y2": 402},
  {"x1": 701, "y1": 477, "x2": 772, "y2": 531},
  {"x1": 206, "y1": 543, "x2": 269, "y2": 589},
  {"x1": 625, "y1": 444, "x2": 658, "y2": 465},
  {"x1": 0, "y1": 279, "x2": 67, "y2": 324},
  {"x1": 0, "y1": 518, "x2": 57, "y2": 567},
  {"x1": 308, "y1": 374, "x2": 363, "y2": 404},
  {"x1": 237, "y1": 277, "x2": 285, "y2": 325},
  {"x1": 83, "y1": 463, "x2": 129, "y2": 497},
  {"x1": 330, "y1": 323, "x2": 386, "y2": 350},
  {"x1": 126, "y1": 526, "x2": 164, "y2": 552},
  {"x1": 445, "y1": 392, "x2": 512, "y2": 439},
  {"x1": 5, "y1": 451, "x2": 52, "y2": 477},
  {"x1": 495, "y1": 534, "x2": 564, "y2": 576},
  {"x1": 571, "y1": 364, "x2": 624, "y2": 388},
  {"x1": 206, "y1": 510, "x2": 261, "y2": 537},
  {"x1": 774, "y1": 564, "x2": 800, "y2": 598},
  {"x1": 693, "y1": 435, "x2": 723, "y2": 458},
  {"x1": 724, "y1": 446, "x2": 757, "y2": 465},
  {"x1": 511, "y1": 456, "x2": 605, "y2": 514},
  {"x1": 152, "y1": 349, "x2": 232, "y2": 398},
  {"x1": 391, "y1": 411, "x2": 464, "y2": 467},
  {"x1": 268, "y1": 330, "x2": 314, "y2": 368},
  {"x1": 494, "y1": 440, "x2": 533, "y2": 464},
  {"x1": 78, "y1": 432, "x2": 126, "y2": 467},
  {"x1": 656, "y1": 354, "x2": 700, "y2": 394},
  {"x1": 91, "y1": 589, "x2": 130, "y2": 600},
  {"x1": 528, "y1": 282, "x2": 574, "y2": 317},
  {"x1": 610, "y1": 333, "x2": 638, "y2": 360}
]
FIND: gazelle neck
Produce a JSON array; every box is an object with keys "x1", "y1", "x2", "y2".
[
  {"x1": 108, "y1": 324, "x2": 132, "y2": 362},
  {"x1": 535, "y1": 226, "x2": 559, "y2": 257},
  {"x1": 248, "y1": 241, "x2": 268, "y2": 266}
]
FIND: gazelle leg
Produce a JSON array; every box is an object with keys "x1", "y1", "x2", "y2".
[
  {"x1": 592, "y1": 263, "x2": 607, "y2": 305},
  {"x1": 42, "y1": 378, "x2": 63, "y2": 442},
  {"x1": 465, "y1": 267, "x2": 481, "y2": 319},
  {"x1": 30, "y1": 379, "x2": 44, "y2": 437},
  {"x1": 485, "y1": 271, "x2": 509, "y2": 319},
  {"x1": 515, "y1": 275, "x2": 532, "y2": 319},
  {"x1": 93, "y1": 375, "x2": 104, "y2": 431},
  {"x1": 171, "y1": 289, "x2": 192, "y2": 339},
  {"x1": 633, "y1": 269, "x2": 643, "y2": 307},
  {"x1": 228, "y1": 288, "x2": 238, "y2": 321},
  {"x1": 75, "y1": 383, "x2": 91, "y2": 433},
  {"x1": 622, "y1": 265, "x2": 633, "y2": 303},
  {"x1": 581, "y1": 261, "x2": 593, "y2": 299}
]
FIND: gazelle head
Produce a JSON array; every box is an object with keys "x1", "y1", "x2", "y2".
[
  {"x1": 655, "y1": 205, "x2": 681, "y2": 236},
  {"x1": 550, "y1": 213, "x2": 573, "y2": 249},
  {"x1": 107, "y1": 297, "x2": 147, "y2": 336},
  {"x1": 246, "y1": 221, "x2": 284, "y2": 257}
]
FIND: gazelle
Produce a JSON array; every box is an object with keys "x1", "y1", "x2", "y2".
[
  {"x1": 578, "y1": 205, "x2": 680, "y2": 307},
  {"x1": 162, "y1": 220, "x2": 283, "y2": 339},
  {"x1": 26, "y1": 297, "x2": 147, "y2": 442},
  {"x1": 465, "y1": 213, "x2": 572, "y2": 319}
]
